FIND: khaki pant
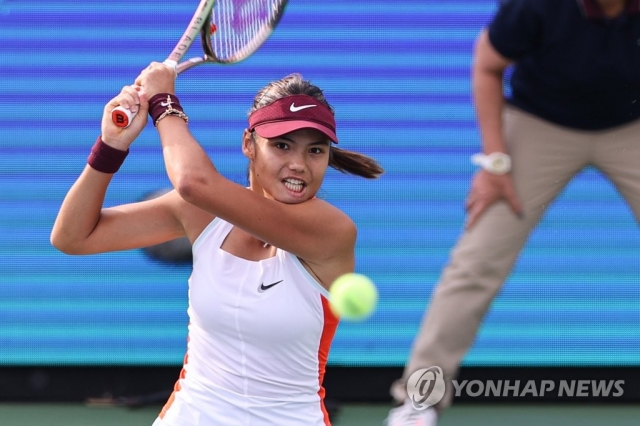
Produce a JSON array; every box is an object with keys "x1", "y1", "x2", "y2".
[{"x1": 391, "y1": 106, "x2": 640, "y2": 410}]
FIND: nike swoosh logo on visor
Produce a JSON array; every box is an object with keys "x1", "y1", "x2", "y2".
[
  {"x1": 258, "y1": 280, "x2": 283, "y2": 292},
  {"x1": 289, "y1": 103, "x2": 317, "y2": 112}
]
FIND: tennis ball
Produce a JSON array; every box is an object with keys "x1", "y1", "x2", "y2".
[{"x1": 329, "y1": 273, "x2": 378, "y2": 321}]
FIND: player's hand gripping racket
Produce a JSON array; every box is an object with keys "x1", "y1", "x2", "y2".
[{"x1": 112, "y1": 0, "x2": 289, "y2": 128}]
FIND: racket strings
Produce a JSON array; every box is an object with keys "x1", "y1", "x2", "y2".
[{"x1": 210, "y1": 0, "x2": 284, "y2": 62}]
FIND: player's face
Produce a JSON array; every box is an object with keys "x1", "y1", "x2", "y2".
[{"x1": 244, "y1": 128, "x2": 331, "y2": 203}]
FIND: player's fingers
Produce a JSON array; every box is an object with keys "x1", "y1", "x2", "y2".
[
  {"x1": 138, "y1": 87, "x2": 148, "y2": 101},
  {"x1": 136, "y1": 92, "x2": 150, "y2": 118},
  {"x1": 128, "y1": 85, "x2": 144, "y2": 110},
  {"x1": 116, "y1": 85, "x2": 143, "y2": 113},
  {"x1": 134, "y1": 65, "x2": 156, "y2": 88},
  {"x1": 134, "y1": 69, "x2": 157, "y2": 94}
]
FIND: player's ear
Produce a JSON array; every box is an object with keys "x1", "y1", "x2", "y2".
[{"x1": 242, "y1": 129, "x2": 256, "y2": 160}]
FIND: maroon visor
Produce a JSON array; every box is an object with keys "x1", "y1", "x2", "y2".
[{"x1": 248, "y1": 94, "x2": 338, "y2": 143}]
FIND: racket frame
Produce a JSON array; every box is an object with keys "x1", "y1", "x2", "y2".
[{"x1": 112, "y1": 0, "x2": 289, "y2": 126}]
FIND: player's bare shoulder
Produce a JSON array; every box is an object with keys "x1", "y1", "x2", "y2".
[
  {"x1": 305, "y1": 197, "x2": 357, "y2": 255},
  {"x1": 312, "y1": 197, "x2": 356, "y2": 232}
]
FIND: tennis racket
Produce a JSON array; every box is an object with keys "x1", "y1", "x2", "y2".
[{"x1": 112, "y1": 0, "x2": 289, "y2": 128}]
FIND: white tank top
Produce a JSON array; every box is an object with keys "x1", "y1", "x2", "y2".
[{"x1": 158, "y1": 217, "x2": 339, "y2": 425}]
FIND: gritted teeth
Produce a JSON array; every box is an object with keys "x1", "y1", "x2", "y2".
[
  {"x1": 284, "y1": 178, "x2": 305, "y2": 185},
  {"x1": 283, "y1": 178, "x2": 305, "y2": 193}
]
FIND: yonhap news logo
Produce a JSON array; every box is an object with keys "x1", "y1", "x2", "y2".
[
  {"x1": 452, "y1": 379, "x2": 625, "y2": 398},
  {"x1": 406, "y1": 367, "x2": 446, "y2": 409},
  {"x1": 407, "y1": 367, "x2": 626, "y2": 409}
]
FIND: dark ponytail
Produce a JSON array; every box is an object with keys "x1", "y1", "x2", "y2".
[{"x1": 330, "y1": 147, "x2": 383, "y2": 179}]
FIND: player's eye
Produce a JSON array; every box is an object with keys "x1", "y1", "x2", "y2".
[{"x1": 275, "y1": 142, "x2": 289, "y2": 150}]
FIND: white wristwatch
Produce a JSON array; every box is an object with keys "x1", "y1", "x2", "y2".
[{"x1": 471, "y1": 152, "x2": 511, "y2": 175}]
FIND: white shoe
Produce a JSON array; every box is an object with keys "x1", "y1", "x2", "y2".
[{"x1": 383, "y1": 400, "x2": 438, "y2": 426}]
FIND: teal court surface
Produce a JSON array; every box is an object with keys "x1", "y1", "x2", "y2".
[{"x1": 1, "y1": 402, "x2": 640, "y2": 426}]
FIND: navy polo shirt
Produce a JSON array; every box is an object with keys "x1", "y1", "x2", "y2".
[{"x1": 489, "y1": 0, "x2": 640, "y2": 130}]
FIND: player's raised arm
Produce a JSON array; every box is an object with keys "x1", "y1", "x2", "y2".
[{"x1": 51, "y1": 86, "x2": 184, "y2": 255}]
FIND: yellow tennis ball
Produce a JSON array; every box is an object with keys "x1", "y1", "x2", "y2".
[{"x1": 329, "y1": 273, "x2": 378, "y2": 321}]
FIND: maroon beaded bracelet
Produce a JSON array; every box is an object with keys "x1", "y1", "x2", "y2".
[
  {"x1": 148, "y1": 93, "x2": 188, "y2": 127},
  {"x1": 87, "y1": 136, "x2": 129, "y2": 174}
]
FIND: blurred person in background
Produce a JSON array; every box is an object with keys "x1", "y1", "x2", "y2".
[{"x1": 385, "y1": 0, "x2": 640, "y2": 425}]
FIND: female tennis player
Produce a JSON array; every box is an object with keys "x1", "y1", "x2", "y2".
[{"x1": 50, "y1": 64, "x2": 383, "y2": 426}]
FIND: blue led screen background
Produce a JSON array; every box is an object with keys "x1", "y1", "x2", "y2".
[{"x1": 1, "y1": 0, "x2": 639, "y2": 366}]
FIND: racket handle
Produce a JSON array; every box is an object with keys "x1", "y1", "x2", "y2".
[{"x1": 112, "y1": 106, "x2": 137, "y2": 128}]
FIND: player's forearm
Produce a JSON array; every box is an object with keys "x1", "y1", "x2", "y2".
[
  {"x1": 50, "y1": 166, "x2": 112, "y2": 253},
  {"x1": 156, "y1": 117, "x2": 222, "y2": 206}
]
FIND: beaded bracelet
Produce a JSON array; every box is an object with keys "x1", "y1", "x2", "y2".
[
  {"x1": 148, "y1": 93, "x2": 189, "y2": 127},
  {"x1": 87, "y1": 136, "x2": 129, "y2": 174}
]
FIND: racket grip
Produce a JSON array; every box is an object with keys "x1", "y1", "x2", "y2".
[{"x1": 112, "y1": 106, "x2": 137, "y2": 128}]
